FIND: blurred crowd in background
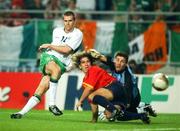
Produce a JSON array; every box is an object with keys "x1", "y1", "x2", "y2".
[{"x1": 0, "y1": 0, "x2": 179, "y2": 26}]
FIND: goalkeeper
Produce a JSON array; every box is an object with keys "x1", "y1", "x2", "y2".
[{"x1": 88, "y1": 49, "x2": 157, "y2": 118}]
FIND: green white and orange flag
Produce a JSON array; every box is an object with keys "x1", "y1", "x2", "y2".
[
  {"x1": 170, "y1": 31, "x2": 180, "y2": 63},
  {"x1": 76, "y1": 21, "x2": 129, "y2": 56},
  {"x1": 0, "y1": 20, "x2": 169, "y2": 73},
  {"x1": 129, "y1": 21, "x2": 167, "y2": 73},
  {"x1": 76, "y1": 20, "x2": 97, "y2": 50},
  {"x1": 0, "y1": 23, "x2": 36, "y2": 67}
]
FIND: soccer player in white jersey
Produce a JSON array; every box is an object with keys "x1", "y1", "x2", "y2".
[{"x1": 10, "y1": 11, "x2": 83, "y2": 119}]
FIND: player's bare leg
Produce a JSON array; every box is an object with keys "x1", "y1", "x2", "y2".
[
  {"x1": 10, "y1": 76, "x2": 50, "y2": 119},
  {"x1": 90, "y1": 103, "x2": 98, "y2": 123},
  {"x1": 46, "y1": 61, "x2": 63, "y2": 116}
]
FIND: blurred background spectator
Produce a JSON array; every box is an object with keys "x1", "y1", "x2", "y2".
[
  {"x1": 128, "y1": 59, "x2": 138, "y2": 73},
  {"x1": 44, "y1": 0, "x2": 61, "y2": 19},
  {"x1": 76, "y1": 0, "x2": 96, "y2": 19},
  {"x1": 8, "y1": 0, "x2": 30, "y2": 26},
  {"x1": 24, "y1": 0, "x2": 45, "y2": 18},
  {"x1": 128, "y1": 59, "x2": 147, "y2": 74},
  {"x1": 128, "y1": 0, "x2": 145, "y2": 40},
  {"x1": 136, "y1": 62, "x2": 147, "y2": 74},
  {"x1": 0, "y1": 0, "x2": 11, "y2": 25},
  {"x1": 65, "y1": 0, "x2": 85, "y2": 19},
  {"x1": 66, "y1": 0, "x2": 77, "y2": 11},
  {"x1": 94, "y1": 0, "x2": 113, "y2": 19},
  {"x1": 0, "y1": 0, "x2": 11, "y2": 10},
  {"x1": 0, "y1": 0, "x2": 179, "y2": 25},
  {"x1": 112, "y1": 0, "x2": 131, "y2": 22}
]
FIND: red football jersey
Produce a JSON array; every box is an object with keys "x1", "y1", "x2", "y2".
[{"x1": 82, "y1": 66, "x2": 116, "y2": 90}]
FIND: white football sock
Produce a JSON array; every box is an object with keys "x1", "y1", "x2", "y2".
[
  {"x1": 19, "y1": 96, "x2": 40, "y2": 115},
  {"x1": 49, "y1": 81, "x2": 58, "y2": 106}
]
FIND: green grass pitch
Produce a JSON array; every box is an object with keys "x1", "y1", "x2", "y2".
[{"x1": 0, "y1": 109, "x2": 180, "y2": 131}]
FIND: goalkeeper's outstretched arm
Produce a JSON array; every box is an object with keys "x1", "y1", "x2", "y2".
[
  {"x1": 98, "y1": 54, "x2": 107, "y2": 63},
  {"x1": 88, "y1": 49, "x2": 107, "y2": 62}
]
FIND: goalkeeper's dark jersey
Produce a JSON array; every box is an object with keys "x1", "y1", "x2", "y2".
[{"x1": 102, "y1": 56, "x2": 141, "y2": 110}]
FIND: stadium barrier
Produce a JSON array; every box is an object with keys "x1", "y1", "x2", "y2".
[
  {"x1": 0, "y1": 71, "x2": 179, "y2": 113},
  {"x1": 0, "y1": 72, "x2": 44, "y2": 109}
]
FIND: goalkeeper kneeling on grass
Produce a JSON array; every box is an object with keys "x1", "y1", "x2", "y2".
[
  {"x1": 88, "y1": 49, "x2": 157, "y2": 119},
  {"x1": 73, "y1": 51, "x2": 150, "y2": 124}
]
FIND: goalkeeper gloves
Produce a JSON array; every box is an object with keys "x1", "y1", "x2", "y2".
[{"x1": 88, "y1": 49, "x2": 102, "y2": 59}]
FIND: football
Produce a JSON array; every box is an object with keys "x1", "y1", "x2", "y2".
[{"x1": 152, "y1": 73, "x2": 169, "y2": 91}]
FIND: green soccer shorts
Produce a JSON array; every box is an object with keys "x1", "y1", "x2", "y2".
[{"x1": 39, "y1": 52, "x2": 66, "y2": 75}]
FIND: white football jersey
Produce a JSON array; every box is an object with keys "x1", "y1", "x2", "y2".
[{"x1": 47, "y1": 27, "x2": 83, "y2": 69}]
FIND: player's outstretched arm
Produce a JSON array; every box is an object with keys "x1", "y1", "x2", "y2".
[
  {"x1": 88, "y1": 49, "x2": 107, "y2": 62},
  {"x1": 76, "y1": 87, "x2": 93, "y2": 110},
  {"x1": 39, "y1": 44, "x2": 72, "y2": 55}
]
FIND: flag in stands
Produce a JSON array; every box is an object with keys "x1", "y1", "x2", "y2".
[
  {"x1": 94, "y1": 21, "x2": 116, "y2": 54},
  {"x1": 170, "y1": 31, "x2": 180, "y2": 63},
  {"x1": 129, "y1": 21, "x2": 167, "y2": 73},
  {"x1": 77, "y1": 20, "x2": 97, "y2": 50},
  {"x1": 0, "y1": 23, "x2": 35, "y2": 67},
  {"x1": 0, "y1": 20, "x2": 171, "y2": 73},
  {"x1": 77, "y1": 21, "x2": 129, "y2": 56},
  {"x1": 37, "y1": 21, "x2": 53, "y2": 47}
]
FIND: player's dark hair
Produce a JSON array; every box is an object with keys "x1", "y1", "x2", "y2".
[
  {"x1": 72, "y1": 51, "x2": 95, "y2": 68},
  {"x1": 78, "y1": 53, "x2": 94, "y2": 65},
  {"x1": 63, "y1": 11, "x2": 76, "y2": 20},
  {"x1": 114, "y1": 51, "x2": 129, "y2": 63}
]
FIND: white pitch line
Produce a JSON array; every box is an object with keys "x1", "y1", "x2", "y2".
[
  {"x1": 89, "y1": 128, "x2": 180, "y2": 131},
  {"x1": 1, "y1": 111, "x2": 86, "y2": 116}
]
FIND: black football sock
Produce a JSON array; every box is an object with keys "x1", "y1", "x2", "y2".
[
  {"x1": 118, "y1": 110, "x2": 145, "y2": 121},
  {"x1": 92, "y1": 95, "x2": 116, "y2": 113}
]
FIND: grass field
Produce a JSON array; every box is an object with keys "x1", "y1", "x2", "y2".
[{"x1": 0, "y1": 109, "x2": 180, "y2": 131}]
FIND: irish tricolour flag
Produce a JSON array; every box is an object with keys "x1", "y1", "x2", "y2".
[
  {"x1": 0, "y1": 23, "x2": 36, "y2": 67},
  {"x1": 0, "y1": 20, "x2": 168, "y2": 73},
  {"x1": 128, "y1": 21, "x2": 167, "y2": 73}
]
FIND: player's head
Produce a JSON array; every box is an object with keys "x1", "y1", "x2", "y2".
[
  {"x1": 113, "y1": 51, "x2": 128, "y2": 72},
  {"x1": 63, "y1": 11, "x2": 76, "y2": 33},
  {"x1": 72, "y1": 51, "x2": 94, "y2": 73}
]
